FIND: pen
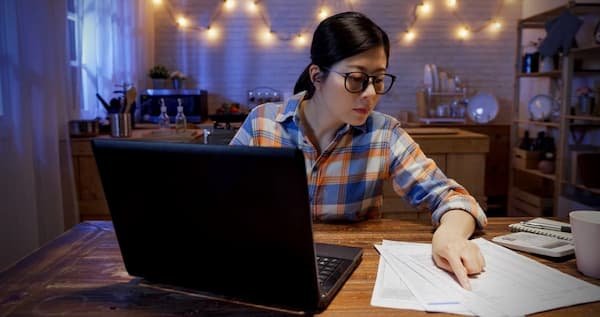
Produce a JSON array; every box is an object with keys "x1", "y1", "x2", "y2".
[{"x1": 520, "y1": 221, "x2": 571, "y2": 233}]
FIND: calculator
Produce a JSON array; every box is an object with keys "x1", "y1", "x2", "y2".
[{"x1": 492, "y1": 232, "x2": 575, "y2": 257}]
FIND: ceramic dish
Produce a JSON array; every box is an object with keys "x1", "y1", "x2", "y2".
[
  {"x1": 430, "y1": 64, "x2": 439, "y2": 92},
  {"x1": 467, "y1": 92, "x2": 499, "y2": 124},
  {"x1": 528, "y1": 94, "x2": 556, "y2": 121}
]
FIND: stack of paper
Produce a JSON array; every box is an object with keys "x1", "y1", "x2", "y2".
[{"x1": 371, "y1": 238, "x2": 600, "y2": 316}]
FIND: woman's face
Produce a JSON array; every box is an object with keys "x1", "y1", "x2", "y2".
[{"x1": 316, "y1": 46, "x2": 388, "y2": 127}]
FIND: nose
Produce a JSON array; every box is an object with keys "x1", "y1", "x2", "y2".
[{"x1": 360, "y1": 78, "x2": 377, "y2": 97}]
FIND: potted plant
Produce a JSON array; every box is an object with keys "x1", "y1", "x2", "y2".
[
  {"x1": 148, "y1": 65, "x2": 170, "y2": 88},
  {"x1": 170, "y1": 70, "x2": 186, "y2": 90}
]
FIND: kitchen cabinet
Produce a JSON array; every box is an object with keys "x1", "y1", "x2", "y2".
[
  {"x1": 382, "y1": 128, "x2": 489, "y2": 220},
  {"x1": 71, "y1": 138, "x2": 110, "y2": 220},
  {"x1": 509, "y1": 3, "x2": 600, "y2": 217}
]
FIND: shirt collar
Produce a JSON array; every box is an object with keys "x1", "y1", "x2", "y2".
[{"x1": 276, "y1": 90, "x2": 369, "y2": 135}]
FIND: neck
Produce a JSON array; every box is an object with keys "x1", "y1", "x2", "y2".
[{"x1": 301, "y1": 96, "x2": 343, "y2": 153}]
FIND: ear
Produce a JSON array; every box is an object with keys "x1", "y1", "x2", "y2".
[{"x1": 308, "y1": 64, "x2": 322, "y2": 85}]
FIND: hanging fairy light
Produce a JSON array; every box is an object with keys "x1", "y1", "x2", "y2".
[
  {"x1": 457, "y1": 25, "x2": 470, "y2": 39},
  {"x1": 404, "y1": 29, "x2": 416, "y2": 42},
  {"x1": 206, "y1": 26, "x2": 220, "y2": 40},
  {"x1": 491, "y1": 20, "x2": 502, "y2": 31},
  {"x1": 418, "y1": 1, "x2": 432, "y2": 15},
  {"x1": 447, "y1": 0, "x2": 457, "y2": 9},
  {"x1": 224, "y1": 0, "x2": 236, "y2": 11},
  {"x1": 176, "y1": 16, "x2": 189, "y2": 28},
  {"x1": 318, "y1": 7, "x2": 330, "y2": 20},
  {"x1": 260, "y1": 28, "x2": 275, "y2": 44},
  {"x1": 152, "y1": 0, "x2": 163, "y2": 5},
  {"x1": 245, "y1": 0, "x2": 258, "y2": 13},
  {"x1": 294, "y1": 33, "x2": 308, "y2": 47}
]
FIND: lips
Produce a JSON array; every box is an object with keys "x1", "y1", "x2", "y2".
[{"x1": 353, "y1": 108, "x2": 370, "y2": 115}]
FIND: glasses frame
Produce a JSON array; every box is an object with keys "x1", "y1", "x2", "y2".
[{"x1": 322, "y1": 67, "x2": 397, "y2": 95}]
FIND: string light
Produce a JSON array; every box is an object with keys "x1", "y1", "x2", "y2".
[
  {"x1": 418, "y1": 1, "x2": 432, "y2": 15},
  {"x1": 294, "y1": 33, "x2": 308, "y2": 47},
  {"x1": 176, "y1": 16, "x2": 189, "y2": 28},
  {"x1": 457, "y1": 25, "x2": 470, "y2": 39},
  {"x1": 160, "y1": 0, "x2": 506, "y2": 45},
  {"x1": 224, "y1": 0, "x2": 236, "y2": 11},
  {"x1": 318, "y1": 7, "x2": 330, "y2": 20},
  {"x1": 491, "y1": 20, "x2": 502, "y2": 31},
  {"x1": 245, "y1": 0, "x2": 258, "y2": 14},
  {"x1": 206, "y1": 26, "x2": 220, "y2": 40},
  {"x1": 404, "y1": 29, "x2": 416, "y2": 42}
]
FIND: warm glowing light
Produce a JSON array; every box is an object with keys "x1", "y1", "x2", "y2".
[
  {"x1": 294, "y1": 33, "x2": 308, "y2": 46},
  {"x1": 318, "y1": 7, "x2": 330, "y2": 20},
  {"x1": 447, "y1": 0, "x2": 457, "y2": 8},
  {"x1": 491, "y1": 20, "x2": 502, "y2": 31},
  {"x1": 152, "y1": 0, "x2": 163, "y2": 5},
  {"x1": 177, "y1": 16, "x2": 189, "y2": 28},
  {"x1": 206, "y1": 26, "x2": 219, "y2": 40},
  {"x1": 261, "y1": 29, "x2": 274, "y2": 44},
  {"x1": 224, "y1": 0, "x2": 236, "y2": 11},
  {"x1": 404, "y1": 29, "x2": 416, "y2": 42},
  {"x1": 457, "y1": 26, "x2": 470, "y2": 39},
  {"x1": 419, "y1": 2, "x2": 432, "y2": 15},
  {"x1": 245, "y1": 0, "x2": 258, "y2": 13}
]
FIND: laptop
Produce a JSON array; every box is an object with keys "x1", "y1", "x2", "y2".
[{"x1": 91, "y1": 139, "x2": 362, "y2": 313}]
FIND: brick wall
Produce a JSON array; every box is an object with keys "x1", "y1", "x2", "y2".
[{"x1": 154, "y1": 0, "x2": 521, "y2": 123}]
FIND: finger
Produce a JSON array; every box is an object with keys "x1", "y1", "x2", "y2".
[
  {"x1": 433, "y1": 254, "x2": 452, "y2": 272},
  {"x1": 463, "y1": 255, "x2": 483, "y2": 275},
  {"x1": 479, "y1": 252, "x2": 486, "y2": 272},
  {"x1": 447, "y1": 253, "x2": 471, "y2": 290}
]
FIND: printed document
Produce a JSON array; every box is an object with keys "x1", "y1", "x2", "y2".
[{"x1": 371, "y1": 238, "x2": 600, "y2": 316}]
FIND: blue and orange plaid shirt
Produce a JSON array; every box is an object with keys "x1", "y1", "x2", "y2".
[{"x1": 230, "y1": 91, "x2": 487, "y2": 227}]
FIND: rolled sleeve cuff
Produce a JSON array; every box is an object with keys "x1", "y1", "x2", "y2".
[{"x1": 431, "y1": 195, "x2": 488, "y2": 229}]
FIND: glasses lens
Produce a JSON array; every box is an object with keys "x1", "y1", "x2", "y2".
[
  {"x1": 344, "y1": 73, "x2": 395, "y2": 94},
  {"x1": 345, "y1": 73, "x2": 368, "y2": 93}
]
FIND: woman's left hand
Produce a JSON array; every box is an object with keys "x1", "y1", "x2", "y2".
[{"x1": 432, "y1": 211, "x2": 485, "y2": 290}]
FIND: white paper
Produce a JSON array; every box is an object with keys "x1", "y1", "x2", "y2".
[{"x1": 371, "y1": 238, "x2": 600, "y2": 316}]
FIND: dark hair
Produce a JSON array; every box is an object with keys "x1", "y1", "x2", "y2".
[{"x1": 293, "y1": 11, "x2": 390, "y2": 98}]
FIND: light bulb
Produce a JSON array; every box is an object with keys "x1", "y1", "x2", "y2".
[
  {"x1": 447, "y1": 0, "x2": 457, "y2": 8},
  {"x1": 419, "y1": 2, "x2": 432, "y2": 15},
  {"x1": 261, "y1": 29, "x2": 274, "y2": 44},
  {"x1": 404, "y1": 30, "x2": 416, "y2": 42},
  {"x1": 295, "y1": 34, "x2": 307, "y2": 46},
  {"x1": 246, "y1": 0, "x2": 258, "y2": 13},
  {"x1": 152, "y1": 0, "x2": 162, "y2": 5},
  {"x1": 492, "y1": 20, "x2": 502, "y2": 31},
  {"x1": 318, "y1": 7, "x2": 330, "y2": 20},
  {"x1": 206, "y1": 26, "x2": 219, "y2": 40},
  {"x1": 457, "y1": 26, "x2": 470, "y2": 39},
  {"x1": 177, "y1": 16, "x2": 189, "y2": 28},
  {"x1": 224, "y1": 0, "x2": 236, "y2": 11}
]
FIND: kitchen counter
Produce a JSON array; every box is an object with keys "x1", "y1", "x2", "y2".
[{"x1": 70, "y1": 127, "x2": 489, "y2": 221}]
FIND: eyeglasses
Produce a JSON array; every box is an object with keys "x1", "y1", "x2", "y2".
[{"x1": 322, "y1": 67, "x2": 396, "y2": 95}]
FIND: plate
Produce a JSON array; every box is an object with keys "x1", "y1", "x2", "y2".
[
  {"x1": 528, "y1": 95, "x2": 556, "y2": 121},
  {"x1": 431, "y1": 64, "x2": 439, "y2": 92},
  {"x1": 467, "y1": 92, "x2": 499, "y2": 124},
  {"x1": 424, "y1": 64, "x2": 433, "y2": 89}
]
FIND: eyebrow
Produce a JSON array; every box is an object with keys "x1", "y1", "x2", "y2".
[{"x1": 344, "y1": 65, "x2": 387, "y2": 73}]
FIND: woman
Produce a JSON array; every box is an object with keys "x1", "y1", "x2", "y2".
[{"x1": 231, "y1": 11, "x2": 487, "y2": 290}]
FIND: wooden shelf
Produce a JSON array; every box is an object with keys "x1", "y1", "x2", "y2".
[
  {"x1": 566, "y1": 182, "x2": 600, "y2": 195},
  {"x1": 565, "y1": 115, "x2": 600, "y2": 122},
  {"x1": 513, "y1": 119, "x2": 560, "y2": 128},
  {"x1": 570, "y1": 46, "x2": 600, "y2": 56},
  {"x1": 513, "y1": 166, "x2": 556, "y2": 181},
  {"x1": 517, "y1": 71, "x2": 561, "y2": 78}
]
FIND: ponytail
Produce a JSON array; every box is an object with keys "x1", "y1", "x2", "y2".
[{"x1": 293, "y1": 64, "x2": 315, "y2": 99}]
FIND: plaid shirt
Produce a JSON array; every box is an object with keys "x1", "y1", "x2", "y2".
[{"x1": 230, "y1": 92, "x2": 487, "y2": 227}]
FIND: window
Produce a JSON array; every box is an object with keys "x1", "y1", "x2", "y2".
[{"x1": 67, "y1": 0, "x2": 82, "y2": 117}]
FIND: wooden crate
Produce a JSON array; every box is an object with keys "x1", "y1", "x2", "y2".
[
  {"x1": 510, "y1": 187, "x2": 553, "y2": 217},
  {"x1": 513, "y1": 148, "x2": 541, "y2": 170}
]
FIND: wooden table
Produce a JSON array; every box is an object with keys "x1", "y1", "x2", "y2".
[{"x1": 1, "y1": 218, "x2": 598, "y2": 316}]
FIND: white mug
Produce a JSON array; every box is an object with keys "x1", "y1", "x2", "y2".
[{"x1": 569, "y1": 210, "x2": 600, "y2": 279}]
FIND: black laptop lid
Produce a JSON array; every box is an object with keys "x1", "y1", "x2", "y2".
[{"x1": 92, "y1": 139, "x2": 321, "y2": 311}]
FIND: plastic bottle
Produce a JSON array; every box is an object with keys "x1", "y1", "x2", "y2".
[
  {"x1": 518, "y1": 130, "x2": 532, "y2": 150},
  {"x1": 175, "y1": 98, "x2": 187, "y2": 133},
  {"x1": 158, "y1": 98, "x2": 170, "y2": 130}
]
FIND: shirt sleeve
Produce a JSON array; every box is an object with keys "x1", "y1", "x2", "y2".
[
  {"x1": 229, "y1": 108, "x2": 257, "y2": 146},
  {"x1": 388, "y1": 125, "x2": 487, "y2": 229}
]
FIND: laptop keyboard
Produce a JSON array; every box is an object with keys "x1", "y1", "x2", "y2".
[{"x1": 317, "y1": 256, "x2": 348, "y2": 292}]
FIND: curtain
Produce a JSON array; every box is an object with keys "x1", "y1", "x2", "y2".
[
  {"x1": 80, "y1": 0, "x2": 154, "y2": 119},
  {"x1": 0, "y1": 0, "x2": 77, "y2": 270}
]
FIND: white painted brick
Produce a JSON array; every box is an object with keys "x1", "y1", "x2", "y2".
[{"x1": 155, "y1": 0, "x2": 520, "y2": 120}]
